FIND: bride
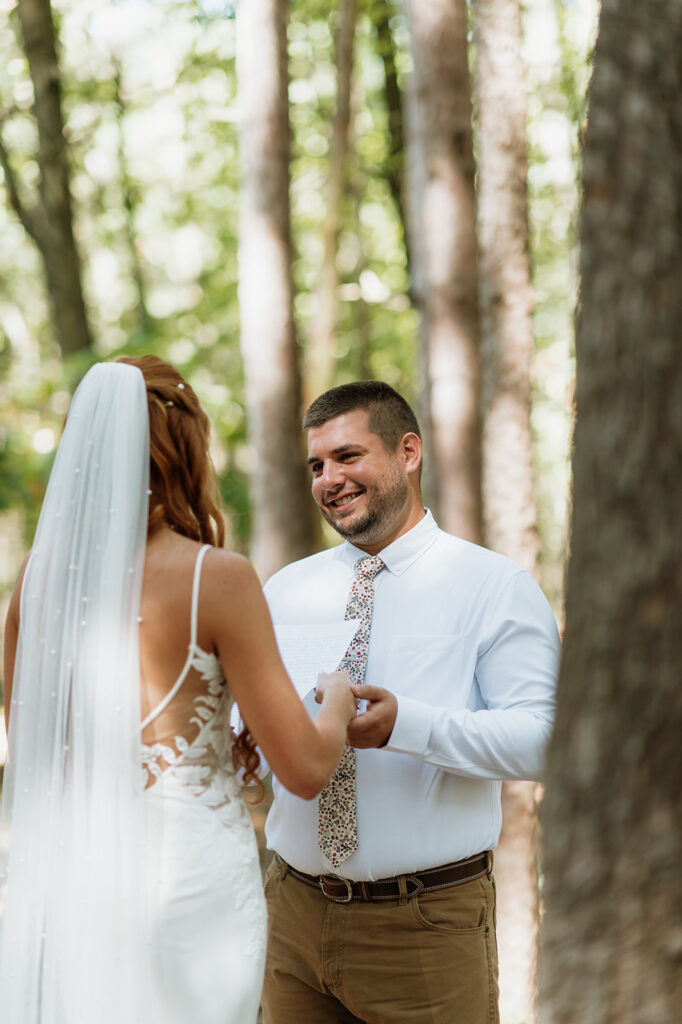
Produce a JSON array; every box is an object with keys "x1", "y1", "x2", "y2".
[{"x1": 0, "y1": 355, "x2": 356, "y2": 1024}]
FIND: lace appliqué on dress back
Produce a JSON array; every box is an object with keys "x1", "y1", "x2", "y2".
[{"x1": 141, "y1": 646, "x2": 236, "y2": 801}]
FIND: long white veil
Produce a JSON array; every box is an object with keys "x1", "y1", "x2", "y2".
[{"x1": 0, "y1": 362, "x2": 150, "y2": 1023}]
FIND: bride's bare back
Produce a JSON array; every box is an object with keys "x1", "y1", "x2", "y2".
[{"x1": 138, "y1": 528, "x2": 223, "y2": 761}]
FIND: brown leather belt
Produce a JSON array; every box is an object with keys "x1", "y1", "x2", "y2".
[{"x1": 281, "y1": 851, "x2": 491, "y2": 904}]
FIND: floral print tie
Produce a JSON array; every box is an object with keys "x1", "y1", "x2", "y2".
[{"x1": 318, "y1": 554, "x2": 386, "y2": 868}]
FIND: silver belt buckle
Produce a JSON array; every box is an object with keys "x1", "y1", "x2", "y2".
[{"x1": 319, "y1": 875, "x2": 353, "y2": 904}]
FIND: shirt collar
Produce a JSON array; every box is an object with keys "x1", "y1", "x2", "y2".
[{"x1": 333, "y1": 508, "x2": 439, "y2": 577}]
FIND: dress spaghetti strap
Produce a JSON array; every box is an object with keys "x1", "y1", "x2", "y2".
[{"x1": 140, "y1": 544, "x2": 212, "y2": 731}]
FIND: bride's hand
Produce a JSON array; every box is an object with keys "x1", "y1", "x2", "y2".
[{"x1": 314, "y1": 671, "x2": 356, "y2": 718}]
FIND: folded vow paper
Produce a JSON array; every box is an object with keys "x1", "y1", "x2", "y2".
[{"x1": 274, "y1": 621, "x2": 361, "y2": 704}]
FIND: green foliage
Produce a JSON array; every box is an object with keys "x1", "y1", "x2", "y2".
[{"x1": 1, "y1": 0, "x2": 247, "y2": 551}]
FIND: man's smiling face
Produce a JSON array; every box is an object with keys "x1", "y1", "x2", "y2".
[{"x1": 307, "y1": 409, "x2": 418, "y2": 554}]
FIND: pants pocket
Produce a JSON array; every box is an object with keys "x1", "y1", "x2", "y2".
[
  {"x1": 410, "y1": 876, "x2": 491, "y2": 933},
  {"x1": 407, "y1": 877, "x2": 499, "y2": 1022}
]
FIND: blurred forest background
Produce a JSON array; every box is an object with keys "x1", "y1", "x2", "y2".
[
  {"x1": 4, "y1": 1, "x2": 680, "y2": 1023},
  {"x1": 0, "y1": 0, "x2": 595, "y2": 595}
]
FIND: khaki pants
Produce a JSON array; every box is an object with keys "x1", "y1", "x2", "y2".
[{"x1": 262, "y1": 856, "x2": 499, "y2": 1024}]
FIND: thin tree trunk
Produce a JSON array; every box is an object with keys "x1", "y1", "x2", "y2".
[
  {"x1": 304, "y1": 0, "x2": 357, "y2": 404},
  {"x1": 403, "y1": 66, "x2": 438, "y2": 514},
  {"x1": 13, "y1": 0, "x2": 92, "y2": 355},
  {"x1": 474, "y1": 2, "x2": 539, "y2": 1019},
  {"x1": 349, "y1": 166, "x2": 371, "y2": 382},
  {"x1": 494, "y1": 782, "x2": 539, "y2": 1024},
  {"x1": 113, "y1": 62, "x2": 150, "y2": 331},
  {"x1": 374, "y1": 4, "x2": 435, "y2": 507},
  {"x1": 405, "y1": 0, "x2": 482, "y2": 543},
  {"x1": 369, "y1": 0, "x2": 410, "y2": 273},
  {"x1": 540, "y1": 2, "x2": 682, "y2": 1021},
  {"x1": 475, "y1": 0, "x2": 538, "y2": 575},
  {"x1": 237, "y1": 0, "x2": 316, "y2": 580}
]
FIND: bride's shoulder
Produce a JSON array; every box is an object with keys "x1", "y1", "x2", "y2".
[
  {"x1": 199, "y1": 549, "x2": 267, "y2": 640},
  {"x1": 201, "y1": 546, "x2": 259, "y2": 590}
]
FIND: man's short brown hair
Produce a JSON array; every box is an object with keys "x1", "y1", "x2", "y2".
[{"x1": 303, "y1": 380, "x2": 421, "y2": 452}]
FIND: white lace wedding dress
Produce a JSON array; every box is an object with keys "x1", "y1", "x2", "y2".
[{"x1": 140, "y1": 545, "x2": 267, "y2": 1024}]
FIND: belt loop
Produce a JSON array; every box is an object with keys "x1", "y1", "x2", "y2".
[
  {"x1": 274, "y1": 853, "x2": 288, "y2": 880},
  {"x1": 486, "y1": 850, "x2": 494, "y2": 876},
  {"x1": 397, "y1": 873, "x2": 408, "y2": 906}
]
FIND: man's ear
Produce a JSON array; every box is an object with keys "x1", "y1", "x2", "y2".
[{"x1": 400, "y1": 432, "x2": 422, "y2": 475}]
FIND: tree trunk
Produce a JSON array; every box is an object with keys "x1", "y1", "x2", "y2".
[
  {"x1": 113, "y1": 62, "x2": 151, "y2": 332},
  {"x1": 236, "y1": 0, "x2": 317, "y2": 581},
  {"x1": 475, "y1": 0, "x2": 538, "y2": 576},
  {"x1": 349, "y1": 169, "x2": 371, "y2": 382},
  {"x1": 474, "y1": 2, "x2": 540, "y2": 1019},
  {"x1": 403, "y1": 65, "x2": 438, "y2": 514},
  {"x1": 405, "y1": 0, "x2": 482, "y2": 543},
  {"x1": 369, "y1": 0, "x2": 410, "y2": 272},
  {"x1": 540, "y1": 3, "x2": 682, "y2": 1022},
  {"x1": 304, "y1": 0, "x2": 357, "y2": 404},
  {"x1": 15, "y1": 0, "x2": 92, "y2": 355},
  {"x1": 494, "y1": 782, "x2": 539, "y2": 1024}
]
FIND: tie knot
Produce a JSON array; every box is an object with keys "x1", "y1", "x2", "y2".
[{"x1": 354, "y1": 555, "x2": 385, "y2": 581}]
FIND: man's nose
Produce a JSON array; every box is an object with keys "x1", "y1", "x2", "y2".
[{"x1": 320, "y1": 461, "x2": 344, "y2": 489}]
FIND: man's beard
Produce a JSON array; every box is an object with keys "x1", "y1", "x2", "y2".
[{"x1": 321, "y1": 467, "x2": 410, "y2": 545}]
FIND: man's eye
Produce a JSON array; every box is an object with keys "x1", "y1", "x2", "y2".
[{"x1": 311, "y1": 464, "x2": 322, "y2": 475}]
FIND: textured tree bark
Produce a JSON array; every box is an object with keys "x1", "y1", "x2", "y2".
[
  {"x1": 474, "y1": 2, "x2": 540, "y2": 1020},
  {"x1": 370, "y1": 0, "x2": 410, "y2": 271},
  {"x1": 403, "y1": 64, "x2": 438, "y2": 513},
  {"x1": 493, "y1": 781, "x2": 539, "y2": 1024},
  {"x1": 113, "y1": 62, "x2": 150, "y2": 331},
  {"x1": 304, "y1": 0, "x2": 357, "y2": 404},
  {"x1": 11, "y1": 0, "x2": 92, "y2": 355},
  {"x1": 540, "y1": 3, "x2": 682, "y2": 1022},
  {"x1": 405, "y1": 0, "x2": 482, "y2": 542},
  {"x1": 237, "y1": 0, "x2": 317, "y2": 580},
  {"x1": 349, "y1": 172, "x2": 371, "y2": 382},
  {"x1": 475, "y1": 0, "x2": 538, "y2": 576}
]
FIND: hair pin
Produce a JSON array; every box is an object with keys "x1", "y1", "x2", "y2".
[{"x1": 165, "y1": 400, "x2": 174, "y2": 407}]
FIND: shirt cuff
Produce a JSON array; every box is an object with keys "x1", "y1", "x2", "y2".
[{"x1": 384, "y1": 695, "x2": 433, "y2": 756}]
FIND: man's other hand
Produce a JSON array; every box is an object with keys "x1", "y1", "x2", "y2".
[{"x1": 347, "y1": 685, "x2": 397, "y2": 749}]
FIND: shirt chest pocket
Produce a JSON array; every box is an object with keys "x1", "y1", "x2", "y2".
[{"x1": 383, "y1": 634, "x2": 475, "y2": 709}]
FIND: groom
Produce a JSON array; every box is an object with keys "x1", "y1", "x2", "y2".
[{"x1": 261, "y1": 380, "x2": 559, "y2": 1023}]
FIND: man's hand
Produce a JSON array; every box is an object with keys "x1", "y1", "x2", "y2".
[{"x1": 347, "y1": 684, "x2": 398, "y2": 749}]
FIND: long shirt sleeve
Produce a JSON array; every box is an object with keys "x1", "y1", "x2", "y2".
[{"x1": 385, "y1": 571, "x2": 559, "y2": 780}]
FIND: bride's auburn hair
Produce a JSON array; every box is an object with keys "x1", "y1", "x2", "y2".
[
  {"x1": 117, "y1": 354, "x2": 262, "y2": 794},
  {"x1": 117, "y1": 354, "x2": 224, "y2": 545}
]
